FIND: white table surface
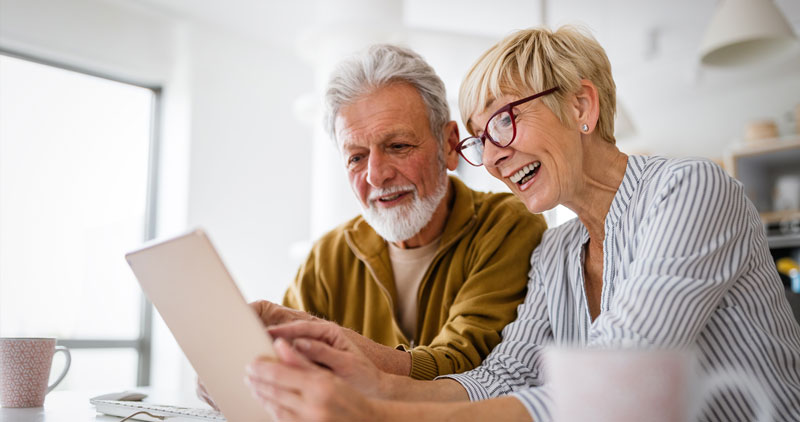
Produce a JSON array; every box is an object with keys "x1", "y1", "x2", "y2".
[{"x1": 0, "y1": 389, "x2": 212, "y2": 421}]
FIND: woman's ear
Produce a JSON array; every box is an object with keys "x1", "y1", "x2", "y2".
[{"x1": 573, "y1": 79, "x2": 600, "y2": 133}]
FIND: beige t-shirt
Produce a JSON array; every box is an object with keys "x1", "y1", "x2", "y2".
[{"x1": 387, "y1": 237, "x2": 441, "y2": 341}]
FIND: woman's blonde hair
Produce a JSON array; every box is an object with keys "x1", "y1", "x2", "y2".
[{"x1": 459, "y1": 25, "x2": 617, "y2": 143}]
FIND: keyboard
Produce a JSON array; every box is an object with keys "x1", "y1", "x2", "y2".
[{"x1": 91, "y1": 399, "x2": 226, "y2": 421}]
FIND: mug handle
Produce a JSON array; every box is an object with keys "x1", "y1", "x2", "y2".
[
  {"x1": 694, "y1": 370, "x2": 772, "y2": 422},
  {"x1": 46, "y1": 345, "x2": 71, "y2": 394}
]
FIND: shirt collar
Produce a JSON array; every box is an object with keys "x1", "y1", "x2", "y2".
[{"x1": 605, "y1": 154, "x2": 648, "y2": 232}]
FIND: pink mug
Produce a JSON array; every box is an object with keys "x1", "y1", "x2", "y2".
[
  {"x1": 546, "y1": 347, "x2": 772, "y2": 422},
  {"x1": 0, "y1": 337, "x2": 71, "y2": 407}
]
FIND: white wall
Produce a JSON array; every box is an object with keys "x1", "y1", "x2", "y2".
[
  {"x1": 0, "y1": 0, "x2": 174, "y2": 83},
  {"x1": 184, "y1": 25, "x2": 313, "y2": 302},
  {"x1": 0, "y1": 0, "x2": 313, "y2": 396}
]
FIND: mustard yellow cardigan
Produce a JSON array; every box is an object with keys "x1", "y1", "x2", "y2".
[{"x1": 283, "y1": 176, "x2": 546, "y2": 379}]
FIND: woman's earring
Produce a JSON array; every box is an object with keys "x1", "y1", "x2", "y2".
[{"x1": 581, "y1": 124, "x2": 589, "y2": 132}]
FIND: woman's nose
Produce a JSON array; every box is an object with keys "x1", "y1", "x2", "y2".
[{"x1": 482, "y1": 140, "x2": 511, "y2": 169}]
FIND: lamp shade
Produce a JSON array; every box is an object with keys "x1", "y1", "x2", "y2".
[{"x1": 700, "y1": 0, "x2": 798, "y2": 66}]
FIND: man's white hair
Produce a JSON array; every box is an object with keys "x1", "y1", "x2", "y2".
[{"x1": 323, "y1": 44, "x2": 451, "y2": 147}]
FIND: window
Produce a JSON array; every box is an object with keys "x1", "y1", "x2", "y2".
[{"x1": 0, "y1": 52, "x2": 159, "y2": 389}]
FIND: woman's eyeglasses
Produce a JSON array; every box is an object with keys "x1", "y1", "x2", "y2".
[{"x1": 456, "y1": 87, "x2": 559, "y2": 166}]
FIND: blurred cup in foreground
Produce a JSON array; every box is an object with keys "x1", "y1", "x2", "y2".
[
  {"x1": 546, "y1": 347, "x2": 771, "y2": 422},
  {"x1": 0, "y1": 338, "x2": 71, "y2": 407}
]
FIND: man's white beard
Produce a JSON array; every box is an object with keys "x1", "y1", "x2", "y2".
[{"x1": 361, "y1": 175, "x2": 448, "y2": 243}]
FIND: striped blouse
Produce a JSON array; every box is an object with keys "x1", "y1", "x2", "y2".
[{"x1": 444, "y1": 155, "x2": 800, "y2": 421}]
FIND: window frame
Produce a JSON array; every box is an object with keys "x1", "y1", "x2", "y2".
[{"x1": 0, "y1": 48, "x2": 161, "y2": 386}]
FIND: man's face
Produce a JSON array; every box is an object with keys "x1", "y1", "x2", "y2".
[{"x1": 334, "y1": 83, "x2": 452, "y2": 242}]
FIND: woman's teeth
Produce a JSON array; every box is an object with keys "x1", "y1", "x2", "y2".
[{"x1": 509, "y1": 162, "x2": 540, "y2": 185}]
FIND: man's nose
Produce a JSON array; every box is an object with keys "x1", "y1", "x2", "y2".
[
  {"x1": 366, "y1": 151, "x2": 394, "y2": 188},
  {"x1": 483, "y1": 140, "x2": 511, "y2": 169}
]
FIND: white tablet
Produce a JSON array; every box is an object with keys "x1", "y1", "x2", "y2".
[{"x1": 126, "y1": 229, "x2": 275, "y2": 422}]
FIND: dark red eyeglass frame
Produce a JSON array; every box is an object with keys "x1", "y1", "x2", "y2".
[{"x1": 456, "y1": 86, "x2": 560, "y2": 157}]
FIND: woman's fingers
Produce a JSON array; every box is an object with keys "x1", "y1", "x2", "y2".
[
  {"x1": 246, "y1": 349, "x2": 379, "y2": 422},
  {"x1": 246, "y1": 374, "x2": 304, "y2": 419},
  {"x1": 248, "y1": 348, "x2": 328, "y2": 392}
]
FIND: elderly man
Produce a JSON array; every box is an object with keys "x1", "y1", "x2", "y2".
[{"x1": 251, "y1": 44, "x2": 546, "y2": 381}]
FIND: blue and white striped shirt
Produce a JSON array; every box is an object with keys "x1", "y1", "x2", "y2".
[{"x1": 444, "y1": 155, "x2": 800, "y2": 421}]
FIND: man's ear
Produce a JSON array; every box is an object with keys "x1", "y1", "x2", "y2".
[
  {"x1": 442, "y1": 121, "x2": 460, "y2": 171},
  {"x1": 573, "y1": 79, "x2": 600, "y2": 133}
]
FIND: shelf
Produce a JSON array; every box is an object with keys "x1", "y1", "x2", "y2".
[
  {"x1": 723, "y1": 135, "x2": 800, "y2": 216},
  {"x1": 768, "y1": 233, "x2": 800, "y2": 249},
  {"x1": 726, "y1": 135, "x2": 800, "y2": 159},
  {"x1": 761, "y1": 210, "x2": 800, "y2": 224},
  {"x1": 725, "y1": 136, "x2": 800, "y2": 180}
]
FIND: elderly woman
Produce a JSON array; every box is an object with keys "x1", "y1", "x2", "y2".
[{"x1": 244, "y1": 26, "x2": 800, "y2": 421}]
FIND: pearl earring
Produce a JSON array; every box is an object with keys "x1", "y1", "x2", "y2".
[{"x1": 581, "y1": 124, "x2": 589, "y2": 132}]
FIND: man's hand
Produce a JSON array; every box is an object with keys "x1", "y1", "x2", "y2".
[
  {"x1": 246, "y1": 338, "x2": 384, "y2": 421},
  {"x1": 267, "y1": 320, "x2": 393, "y2": 398},
  {"x1": 269, "y1": 319, "x2": 412, "y2": 377},
  {"x1": 249, "y1": 300, "x2": 317, "y2": 326}
]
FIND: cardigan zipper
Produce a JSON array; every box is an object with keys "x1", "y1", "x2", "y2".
[{"x1": 353, "y1": 250, "x2": 411, "y2": 346}]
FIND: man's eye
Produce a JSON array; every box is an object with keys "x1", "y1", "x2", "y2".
[
  {"x1": 348, "y1": 155, "x2": 362, "y2": 165},
  {"x1": 390, "y1": 143, "x2": 410, "y2": 151}
]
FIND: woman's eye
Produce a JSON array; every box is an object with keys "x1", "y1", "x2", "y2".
[{"x1": 491, "y1": 113, "x2": 513, "y2": 130}]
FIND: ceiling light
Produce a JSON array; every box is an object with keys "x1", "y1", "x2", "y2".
[{"x1": 700, "y1": 0, "x2": 798, "y2": 66}]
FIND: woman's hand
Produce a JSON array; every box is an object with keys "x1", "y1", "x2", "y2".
[
  {"x1": 266, "y1": 320, "x2": 392, "y2": 398},
  {"x1": 246, "y1": 338, "x2": 383, "y2": 421}
]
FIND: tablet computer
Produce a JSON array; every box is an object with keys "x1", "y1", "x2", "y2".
[{"x1": 126, "y1": 229, "x2": 275, "y2": 422}]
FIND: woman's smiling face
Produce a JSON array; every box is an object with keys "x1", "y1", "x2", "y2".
[{"x1": 469, "y1": 93, "x2": 585, "y2": 214}]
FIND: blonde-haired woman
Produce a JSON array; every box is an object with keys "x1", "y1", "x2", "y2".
[{"x1": 244, "y1": 26, "x2": 800, "y2": 422}]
